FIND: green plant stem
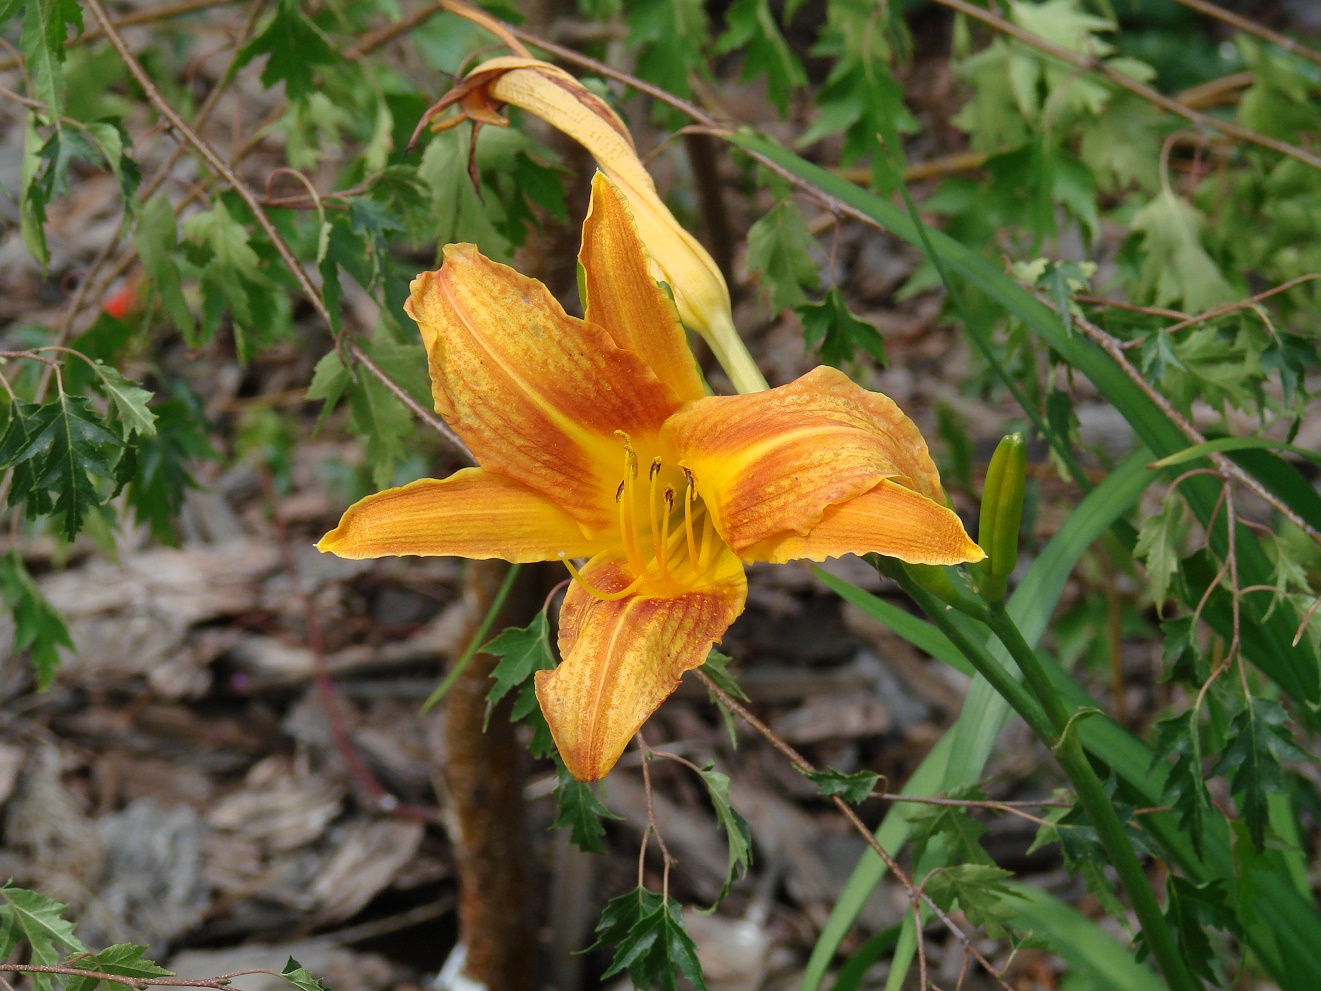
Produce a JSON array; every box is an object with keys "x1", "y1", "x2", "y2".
[
  {"x1": 982, "y1": 599, "x2": 1201, "y2": 991},
  {"x1": 420, "y1": 562, "x2": 521, "y2": 712},
  {"x1": 885, "y1": 562, "x2": 1200, "y2": 991},
  {"x1": 881, "y1": 563, "x2": 1052, "y2": 743}
]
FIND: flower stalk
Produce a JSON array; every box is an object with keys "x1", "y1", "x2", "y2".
[{"x1": 881, "y1": 559, "x2": 1202, "y2": 991}]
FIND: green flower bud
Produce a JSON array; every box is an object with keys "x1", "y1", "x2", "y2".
[{"x1": 976, "y1": 433, "x2": 1027, "y2": 601}]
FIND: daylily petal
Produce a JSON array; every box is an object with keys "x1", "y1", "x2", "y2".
[
  {"x1": 449, "y1": 58, "x2": 767, "y2": 393},
  {"x1": 406, "y1": 246, "x2": 686, "y2": 531},
  {"x1": 317, "y1": 467, "x2": 613, "y2": 562},
  {"x1": 663, "y1": 366, "x2": 949, "y2": 555},
  {"x1": 535, "y1": 549, "x2": 746, "y2": 781},
  {"x1": 580, "y1": 173, "x2": 706, "y2": 403},
  {"x1": 743, "y1": 479, "x2": 985, "y2": 566}
]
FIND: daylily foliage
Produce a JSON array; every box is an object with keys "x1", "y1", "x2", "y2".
[{"x1": 319, "y1": 174, "x2": 981, "y2": 780}]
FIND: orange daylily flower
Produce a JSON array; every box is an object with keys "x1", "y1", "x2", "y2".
[{"x1": 319, "y1": 174, "x2": 983, "y2": 781}]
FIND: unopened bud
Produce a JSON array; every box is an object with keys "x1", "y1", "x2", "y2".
[{"x1": 976, "y1": 433, "x2": 1027, "y2": 601}]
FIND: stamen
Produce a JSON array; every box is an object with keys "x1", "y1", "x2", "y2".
[
  {"x1": 649, "y1": 459, "x2": 665, "y2": 567},
  {"x1": 656, "y1": 486, "x2": 677, "y2": 586},
  {"x1": 615, "y1": 480, "x2": 625, "y2": 503},
  {"x1": 559, "y1": 553, "x2": 643, "y2": 602},
  {"x1": 616, "y1": 435, "x2": 649, "y2": 579},
  {"x1": 682, "y1": 468, "x2": 699, "y2": 572}
]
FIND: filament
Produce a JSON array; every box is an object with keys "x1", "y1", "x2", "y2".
[
  {"x1": 559, "y1": 553, "x2": 644, "y2": 601},
  {"x1": 656, "y1": 486, "x2": 676, "y2": 586},
  {"x1": 615, "y1": 432, "x2": 649, "y2": 579}
]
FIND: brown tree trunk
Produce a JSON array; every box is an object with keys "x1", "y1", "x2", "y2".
[{"x1": 440, "y1": 559, "x2": 537, "y2": 991}]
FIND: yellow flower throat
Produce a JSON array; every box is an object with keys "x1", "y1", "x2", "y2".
[{"x1": 559, "y1": 431, "x2": 719, "y2": 600}]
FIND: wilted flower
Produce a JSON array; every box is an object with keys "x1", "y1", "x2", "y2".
[{"x1": 419, "y1": 56, "x2": 767, "y2": 394}]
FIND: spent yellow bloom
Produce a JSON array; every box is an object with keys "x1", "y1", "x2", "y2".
[
  {"x1": 319, "y1": 175, "x2": 983, "y2": 781},
  {"x1": 419, "y1": 55, "x2": 768, "y2": 394}
]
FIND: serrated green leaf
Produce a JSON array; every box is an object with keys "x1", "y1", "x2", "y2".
[
  {"x1": 116, "y1": 393, "x2": 214, "y2": 545},
  {"x1": 35, "y1": 126, "x2": 99, "y2": 201},
  {"x1": 1159, "y1": 616, "x2": 1203, "y2": 684},
  {"x1": 0, "y1": 394, "x2": 123, "y2": 540},
  {"x1": 1151, "y1": 709, "x2": 1212, "y2": 857},
  {"x1": 232, "y1": 0, "x2": 337, "y2": 102},
  {"x1": 1140, "y1": 876, "x2": 1236, "y2": 986},
  {"x1": 279, "y1": 957, "x2": 331, "y2": 991},
  {"x1": 82, "y1": 120, "x2": 141, "y2": 205},
  {"x1": 418, "y1": 129, "x2": 513, "y2": 262},
  {"x1": 305, "y1": 349, "x2": 350, "y2": 426},
  {"x1": 802, "y1": 59, "x2": 915, "y2": 189},
  {"x1": 345, "y1": 371, "x2": 412, "y2": 489},
  {"x1": 483, "y1": 611, "x2": 555, "y2": 713},
  {"x1": 696, "y1": 764, "x2": 752, "y2": 906},
  {"x1": 922, "y1": 864, "x2": 1020, "y2": 941},
  {"x1": 1129, "y1": 190, "x2": 1236, "y2": 313},
  {"x1": 745, "y1": 200, "x2": 819, "y2": 312},
  {"x1": 1211, "y1": 697, "x2": 1307, "y2": 850},
  {"x1": 700, "y1": 648, "x2": 746, "y2": 748},
  {"x1": 795, "y1": 288, "x2": 888, "y2": 370},
  {"x1": 1139, "y1": 329, "x2": 1183, "y2": 384},
  {"x1": 627, "y1": 0, "x2": 708, "y2": 115},
  {"x1": 907, "y1": 790, "x2": 993, "y2": 866},
  {"x1": 715, "y1": 0, "x2": 806, "y2": 115},
  {"x1": 134, "y1": 194, "x2": 194, "y2": 339},
  {"x1": 22, "y1": 0, "x2": 83, "y2": 121},
  {"x1": 183, "y1": 198, "x2": 270, "y2": 354},
  {"x1": 552, "y1": 762, "x2": 620, "y2": 853},
  {"x1": 0, "y1": 550, "x2": 72, "y2": 688},
  {"x1": 92, "y1": 364, "x2": 156, "y2": 439},
  {"x1": 594, "y1": 885, "x2": 708, "y2": 991},
  {"x1": 66, "y1": 943, "x2": 174, "y2": 991},
  {"x1": 21, "y1": 113, "x2": 49, "y2": 267},
  {"x1": 1133, "y1": 492, "x2": 1185, "y2": 614},
  {"x1": 0, "y1": 883, "x2": 86, "y2": 991},
  {"x1": 804, "y1": 767, "x2": 879, "y2": 805}
]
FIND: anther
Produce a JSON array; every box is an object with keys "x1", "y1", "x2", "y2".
[
  {"x1": 680, "y1": 463, "x2": 697, "y2": 498},
  {"x1": 650, "y1": 457, "x2": 663, "y2": 480},
  {"x1": 615, "y1": 479, "x2": 625, "y2": 503}
]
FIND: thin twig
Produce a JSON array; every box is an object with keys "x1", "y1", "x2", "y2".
[
  {"x1": 930, "y1": 0, "x2": 1321, "y2": 174},
  {"x1": 694, "y1": 670, "x2": 1013, "y2": 991},
  {"x1": 0, "y1": 0, "x2": 234, "y2": 72},
  {"x1": 1171, "y1": 0, "x2": 1321, "y2": 72},
  {"x1": 636, "y1": 732, "x2": 676, "y2": 899},
  {"x1": 1057, "y1": 301, "x2": 1321, "y2": 549},
  {"x1": 0, "y1": 965, "x2": 295, "y2": 989},
  {"x1": 37, "y1": 0, "x2": 271, "y2": 404},
  {"x1": 85, "y1": 0, "x2": 473, "y2": 462},
  {"x1": 1159, "y1": 272, "x2": 1321, "y2": 336}
]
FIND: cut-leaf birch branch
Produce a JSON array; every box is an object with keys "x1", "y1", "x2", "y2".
[
  {"x1": 694, "y1": 668, "x2": 1016, "y2": 991},
  {"x1": 1062, "y1": 303, "x2": 1321, "y2": 549},
  {"x1": 929, "y1": 0, "x2": 1321, "y2": 174},
  {"x1": 83, "y1": 0, "x2": 473, "y2": 462}
]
